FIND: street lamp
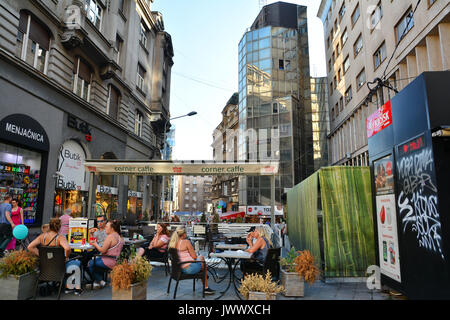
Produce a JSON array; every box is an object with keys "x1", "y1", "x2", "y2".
[{"x1": 159, "y1": 111, "x2": 197, "y2": 221}]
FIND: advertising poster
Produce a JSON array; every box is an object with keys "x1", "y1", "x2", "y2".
[
  {"x1": 374, "y1": 155, "x2": 395, "y2": 195},
  {"x1": 376, "y1": 194, "x2": 401, "y2": 282},
  {"x1": 68, "y1": 218, "x2": 89, "y2": 245}
]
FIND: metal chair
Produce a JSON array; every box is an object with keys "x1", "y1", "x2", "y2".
[
  {"x1": 33, "y1": 246, "x2": 81, "y2": 300},
  {"x1": 241, "y1": 248, "x2": 281, "y2": 281},
  {"x1": 167, "y1": 248, "x2": 206, "y2": 299},
  {"x1": 147, "y1": 249, "x2": 170, "y2": 276}
]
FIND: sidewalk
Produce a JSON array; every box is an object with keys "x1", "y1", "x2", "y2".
[{"x1": 36, "y1": 263, "x2": 397, "y2": 301}]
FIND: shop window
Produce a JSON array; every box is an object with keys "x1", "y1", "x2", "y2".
[
  {"x1": 0, "y1": 142, "x2": 42, "y2": 225},
  {"x1": 73, "y1": 57, "x2": 92, "y2": 101},
  {"x1": 17, "y1": 11, "x2": 51, "y2": 74}
]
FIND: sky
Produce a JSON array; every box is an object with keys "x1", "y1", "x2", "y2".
[{"x1": 151, "y1": 0, "x2": 326, "y2": 160}]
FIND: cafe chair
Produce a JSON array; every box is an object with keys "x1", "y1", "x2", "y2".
[
  {"x1": 147, "y1": 249, "x2": 170, "y2": 276},
  {"x1": 33, "y1": 246, "x2": 82, "y2": 300},
  {"x1": 241, "y1": 248, "x2": 281, "y2": 281},
  {"x1": 167, "y1": 248, "x2": 206, "y2": 299}
]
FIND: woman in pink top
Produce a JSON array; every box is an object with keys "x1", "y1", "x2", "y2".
[
  {"x1": 5, "y1": 199, "x2": 24, "y2": 251},
  {"x1": 137, "y1": 223, "x2": 170, "y2": 260},
  {"x1": 88, "y1": 220, "x2": 123, "y2": 289},
  {"x1": 168, "y1": 226, "x2": 215, "y2": 295}
]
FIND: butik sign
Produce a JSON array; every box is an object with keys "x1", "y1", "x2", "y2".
[
  {"x1": 246, "y1": 206, "x2": 284, "y2": 216},
  {"x1": 366, "y1": 101, "x2": 393, "y2": 138},
  {"x1": 57, "y1": 141, "x2": 87, "y2": 191}
]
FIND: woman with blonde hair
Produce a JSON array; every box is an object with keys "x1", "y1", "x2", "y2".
[
  {"x1": 169, "y1": 226, "x2": 215, "y2": 295},
  {"x1": 241, "y1": 225, "x2": 273, "y2": 274}
]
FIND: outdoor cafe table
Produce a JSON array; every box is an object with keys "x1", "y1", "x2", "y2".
[
  {"x1": 209, "y1": 250, "x2": 252, "y2": 300},
  {"x1": 69, "y1": 243, "x2": 96, "y2": 283},
  {"x1": 123, "y1": 237, "x2": 147, "y2": 246},
  {"x1": 214, "y1": 243, "x2": 247, "y2": 251}
]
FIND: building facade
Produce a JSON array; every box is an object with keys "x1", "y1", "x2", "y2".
[
  {"x1": 211, "y1": 93, "x2": 240, "y2": 213},
  {"x1": 318, "y1": 0, "x2": 449, "y2": 166},
  {"x1": 177, "y1": 175, "x2": 213, "y2": 214},
  {"x1": 311, "y1": 77, "x2": 330, "y2": 171},
  {"x1": 237, "y1": 2, "x2": 314, "y2": 208},
  {"x1": 0, "y1": 0, "x2": 173, "y2": 228}
]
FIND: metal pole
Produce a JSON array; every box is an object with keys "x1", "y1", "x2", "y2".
[
  {"x1": 160, "y1": 120, "x2": 168, "y2": 222},
  {"x1": 87, "y1": 172, "x2": 95, "y2": 219},
  {"x1": 270, "y1": 174, "x2": 275, "y2": 228}
]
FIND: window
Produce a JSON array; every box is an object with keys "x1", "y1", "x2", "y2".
[
  {"x1": 73, "y1": 57, "x2": 92, "y2": 101},
  {"x1": 370, "y1": 2, "x2": 383, "y2": 30},
  {"x1": 107, "y1": 85, "x2": 120, "y2": 120},
  {"x1": 341, "y1": 28, "x2": 348, "y2": 46},
  {"x1": 339, "y1": 96, "x2": 344, "y2": 111},
  {"x1": 357, "y1": 68, "x2": 366, "y2": 89},
  {"x1": 374, "y1": 42, "x2": 387, "y2": 69},
  {"x1": 343, "y1": 55, "x2": 350, "y2": 74},
  {"x1": 140, "y1": 22, "x2": 148, "y2": 48},
  {"x1": 17, "y1": 11, "x2": 50, "y2": 74},
  {"x1": 137, "y1": 64, "x2": 145, "y2": 93},
  {"x1": 331, "y1": 107, "x2": 335, "y2": 121},
  {"x1": 115, "y1": 35, "x2": 123, "y2": 65},
  {"x1": 345, "y1": 86, "x2": 353, "y2": 104},
  {"x1": 351, "y1": 3, "x2": 360, "y2": 27},
  {"x1": 134, "y1": 110, "x2": 143, "y2": 137},
  {"x1": 354, "y1": 34, "x2": 363, "y2": 57},
  {"x1": 85, "y1": 0, "x2": 102, "y2": 29},
  {"x1": 118, "y1": 0, "x2": 124, "y2": 13},
  {"x1": 339, "y1": 3, "x2": 346, "y2": 22},
  {"x1": 395, "y1": 8, "x2": 414, "y2": 44}
]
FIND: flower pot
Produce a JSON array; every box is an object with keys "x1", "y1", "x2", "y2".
[
  {"x1": 0, "y1": 271, "x2": 38, "y2": 300},
  {"x1": 112, "y1": 281, "x2": 147, "y2": 300},
  {"x1": 281, "y1": 269, "x2": 304, "y2": 297},
  {"x1": 248, "y1": 291, "x2": 278, "y2": 300}
]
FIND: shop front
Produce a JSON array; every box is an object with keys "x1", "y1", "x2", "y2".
[
  {"x1": 0, "y1": 114, "x2": 49, "y2": 226},
  {"x1": 54, "y1": 140, "x2": 89, "y2": 218}
]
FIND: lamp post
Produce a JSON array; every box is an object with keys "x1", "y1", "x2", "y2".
[{"x1": 159, "y1": 111, "x2": 197, "y2": 222}]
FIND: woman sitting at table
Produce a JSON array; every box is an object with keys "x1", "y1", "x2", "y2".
[
  {"x1": 168, "y1": 226, "x2": 215, "y2": 295},
  {"x1": 241, "y1": 226, "x2": 272, "y2": 274},
  {"x1": 87, "y1": 220, "x2": 124, "y2": 289},
  {"x1": 28, "y1": 218, "x2": 83, "y2": 294},
  {"x1": 136, "y1": 223, "x2": 170, "y2": 260}
]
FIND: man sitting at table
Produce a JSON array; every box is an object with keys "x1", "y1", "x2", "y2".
[{"x1": 89, "y1": 215, "x2": 107, "y2": 246}]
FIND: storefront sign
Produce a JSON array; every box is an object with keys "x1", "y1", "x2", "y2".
[
  {"x1": 97, "y1": 185, "x2": 118, "y2": 195},
  {"x1": 366, "y1": 101, "x2": 393, "y2": 138},
  {"x1": 84, "y1": 161, "x2": 279, "y2": 176},
  {"x1": 128, "y1": 190, "x2": 143, "y2": 198},
  {"x1": 57, "y1": 140, "x2": 87, "y2": 191},
  {"x1": 246, "y1": 206, "x2": 284, "y2": 216},
  {"x1": 67, "y1": 115, "x2": 92, "y2": 142},
  {"x1": 0, "y1": 114, "x2": 49, "y2": 151}
]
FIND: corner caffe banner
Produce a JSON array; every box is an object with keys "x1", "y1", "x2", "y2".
[{"x1": 84, "y1": 161, "x2": 279, "y2": 176}]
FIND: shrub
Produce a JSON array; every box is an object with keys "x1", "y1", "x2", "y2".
[
  {"x1": 0, "y1": 250, "x2": 38, "y2": 279},
  {"x1": 238, "y1": 270, "x2": 284, "y2": 300},
  {"x1": 110, "y1": 256, "x2": 152, "y2": 290}
]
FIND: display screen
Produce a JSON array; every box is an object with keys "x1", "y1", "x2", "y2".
[{"x1": 0, "y1": 142, "x2": 41, "y2": 225}]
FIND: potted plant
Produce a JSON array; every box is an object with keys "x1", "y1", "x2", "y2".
[
  {"x1": 0, "y1": 250, "x2": 38, "y2": 300},
  {"x1": 280, "y1": 248, "x2": 320, "y2": 297},
  {"x1": 238, "y1": 271, "x2": 284, "y2": 300},
  {"x1": 110, "y1": 254, "x2": 153, "y2": 300}
]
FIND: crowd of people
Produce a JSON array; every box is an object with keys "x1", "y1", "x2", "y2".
[{"x1": 0, "y1": 197, "x2": 276, "y2": 298}]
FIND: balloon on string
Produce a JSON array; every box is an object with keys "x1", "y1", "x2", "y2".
[{"x1": 13, "y1": 224, "x2": 28, "y2": 240}]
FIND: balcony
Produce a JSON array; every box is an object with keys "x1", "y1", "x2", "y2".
[{"x1": 60, "y1": 0, "x2": 119, "y2": 79}]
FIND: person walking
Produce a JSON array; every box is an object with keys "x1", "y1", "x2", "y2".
[
  {"x1": 4, "y1": 199, "x2": 24, "y2": 251},
  {"x1": 59, "y1": 209, "x2": 72, "y2": 239},
  {"x1": 0, "y1": 195, "x2": 14, "y2": 257}
]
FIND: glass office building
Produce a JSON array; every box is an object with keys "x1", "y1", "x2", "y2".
[{"x1": 237, "y1": 3, "x2": 313, "y2": 207}]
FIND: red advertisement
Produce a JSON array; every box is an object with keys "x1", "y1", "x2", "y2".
[{"x1": 366, "y1": 101, "x2": 393, "y2": 138}]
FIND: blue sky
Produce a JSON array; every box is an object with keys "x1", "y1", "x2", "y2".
[{"x1": 151, "y1": 0, "x2": 326, "y2": 160}]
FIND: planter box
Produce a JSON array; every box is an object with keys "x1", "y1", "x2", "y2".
[
  {"x1": 248, "y1": 291, "x2": 277, "y2": 300},
  {"x1": 112, "y1": 281, "x2": 147, "y2": 300},
  {"x1": 0, "y1": 271, "x2": 38, "y2": 300},
  {"x1": 281, "y1": 269, "x2": 304, "y2": 297}
]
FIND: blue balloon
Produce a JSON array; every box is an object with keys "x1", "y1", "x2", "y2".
[{"x1": 13, "y1": 224, "x2": 28, "y2": 240}]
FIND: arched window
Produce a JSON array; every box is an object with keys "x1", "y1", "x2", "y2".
[
  {"x1": 107, "y1": 85, "x2": 121, "y2": 120},
  {"x1": 17, "y1": 10, "x2": 51, "y2": 74}
]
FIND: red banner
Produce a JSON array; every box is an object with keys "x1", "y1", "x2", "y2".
[{"x1": 366, "y1": 101, "x2": 393, "y2": 138}]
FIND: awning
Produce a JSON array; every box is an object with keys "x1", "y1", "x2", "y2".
[
  {"x1": 220, "y1": 211, "x2": 245, "y2": 220},
  {"x1": 84, "y1": 160, "x2": 279, "y2": 176}
]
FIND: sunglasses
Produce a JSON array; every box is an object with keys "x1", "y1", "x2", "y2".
[{"x1": 97, "y1": 220, "x2": 105, "y2": 223}]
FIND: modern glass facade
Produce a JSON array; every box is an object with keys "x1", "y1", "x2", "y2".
[
  {"x1": 311, "y1": 77, "x2": 330, "y2": 171},
  {"x1": 237, "y1": 3, "x2": 313, "y2": 207}
]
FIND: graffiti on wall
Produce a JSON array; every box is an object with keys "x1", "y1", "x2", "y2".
[{"x1": 397, "y1": 145, "x2": 444, "y2": 260}]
